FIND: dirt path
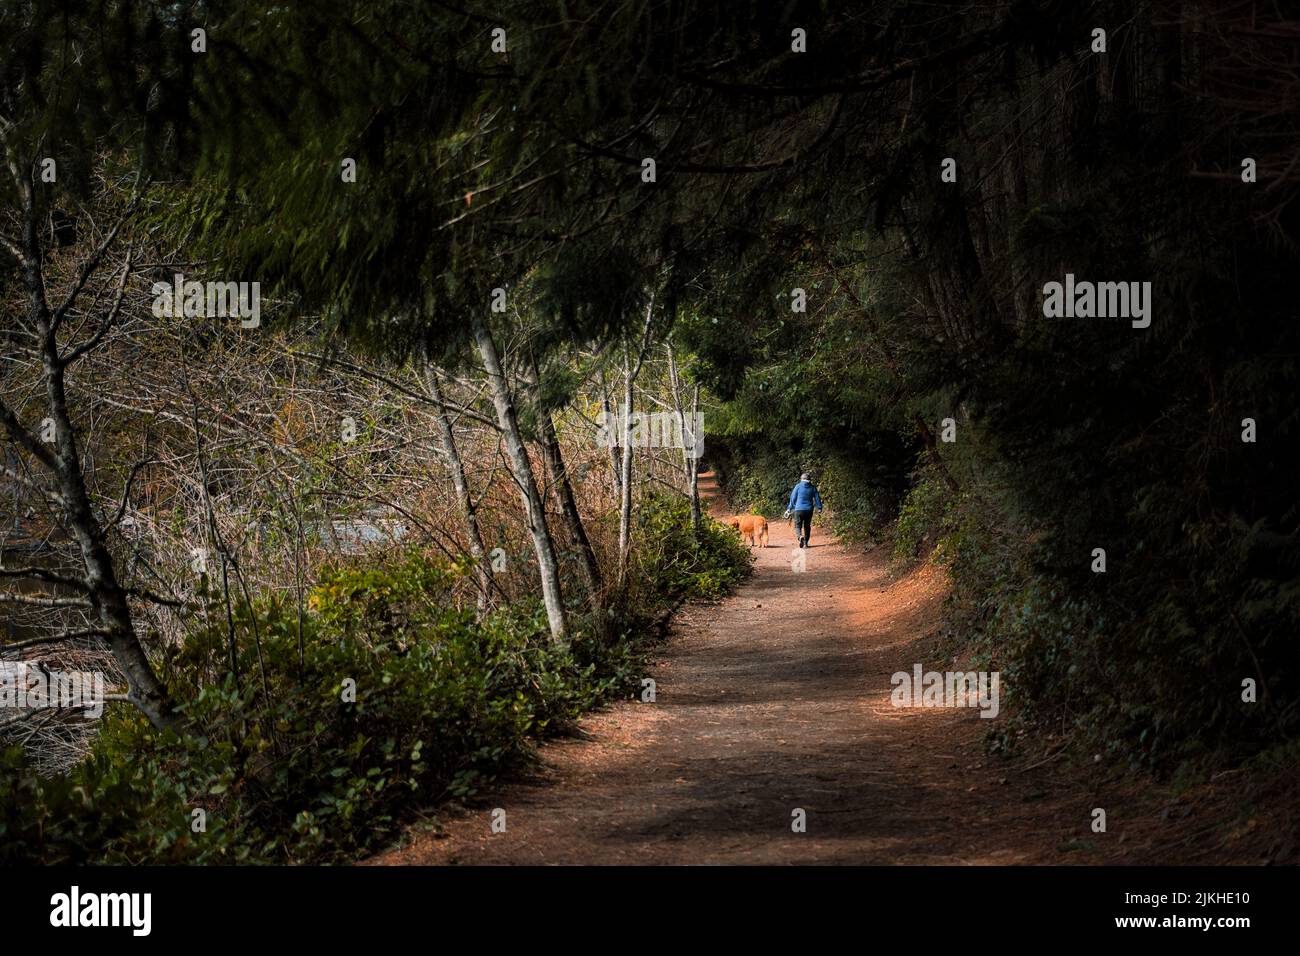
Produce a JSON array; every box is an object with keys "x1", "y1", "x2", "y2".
[{"x1": 373, "y1": 474, "x2": 1275, "y2": 865}]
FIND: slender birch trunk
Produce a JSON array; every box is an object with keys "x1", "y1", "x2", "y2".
[
  {"x1": 688, "y1": 382, "x2": 702, "y2": 531},
  {"x1": 471, "y1": 316, "x2": 567, "y2": 642},
  {"x1": 521, "y1": 358, "x2": 604, "y2": 603},
  {"x1": 617, "y1": 293, "x2": 656, "y2": 580},
  {"x1": 666, "y1": 344, "x2": 702, "y2": 532},
  {"x1": 665, "y1": 343, "x2": 690, "y2": 487},
  {"x1": 617, "y1": 361, "x2": 636, "y2": 577}
]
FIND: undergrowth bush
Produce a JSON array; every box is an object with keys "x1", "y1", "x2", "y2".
[
  {"x1": 926, "y1": 462, "x2": 1291, "y2": 770},
  {"x1": 819, "y1": 458, "x2": 896, "y2": 546},
  {"x1": 727, "y1": 462, "x2": 788, "y2": 516},
  {"x1": 623, "y1": 492, "x2": 752, "y2": 611},
  {"x1": 1, "y1": 501, "x2": 748, "y2": 864},
  {"x1": 892, "y1": 466, "x2": 952, "y2": 561}
]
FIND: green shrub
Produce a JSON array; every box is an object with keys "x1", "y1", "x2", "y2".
[
  {"x1": 892, "y1": 466, "x2": 952, "y2": 561},
  {"x1": 729, "y1": 462, "x2": 788, "y2": 517},
  {"x1": 2, "y1": 501, "x2": 747, "y2": 864},
  {"x1": 819, "y1": 457, "x2": 898, "y2": 545},
  {"x1": 629, "y1": 492, "x2": 752, "y2": 606}
]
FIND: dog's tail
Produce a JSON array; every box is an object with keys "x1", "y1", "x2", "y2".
[{"x1": 760, "y1": 522, "x2": 769, "y2": 548}]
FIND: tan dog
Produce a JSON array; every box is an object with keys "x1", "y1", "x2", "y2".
[{"x1": 727, "y1": 514, "x2": 769, "y2": 548}]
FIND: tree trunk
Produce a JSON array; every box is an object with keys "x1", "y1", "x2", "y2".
[
  {"x1": 617, "y1": 367, "x2": 635, "y2": 578},
  {"x1": 688, "y1": 383, "x2": 702, "y2": 531},
  {"x1": 522, "y1": 358, "x2": 604, "y2": 603},
  {"x1": 600, "y1": 367, "x2": 622, "y2": 501},
  {"x1": 44, "y1": 324, "x2": 175, "y2": 730},
  {"x1": 617, "y1": 294, "x2": 657, "y2": 580},
  {"x1": 664, "y1": 343, "x2": 691, "y2": 487},
  {"x1": 426, "y1": 368, "x2": 499, "y2": 611},
  {"x1": 541, "y1": 413, "x2": 604, "y2": 602},
  {"x1": 8, "y1": 185, "x2": 178, "y2": 731},
  {"x1": 1004, "y1": 114, "x2": 1033, "y2": 333},
  {"x1": 666, "y1": 344, "x2": 703, "y2": 531},
  {"x1": 472, "y1": 316, "x2": 567, "y2": 642}
]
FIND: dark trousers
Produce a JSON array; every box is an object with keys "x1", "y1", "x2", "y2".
[{"x1": 793, "y1": 509, "x2": 814, "y2": 548}]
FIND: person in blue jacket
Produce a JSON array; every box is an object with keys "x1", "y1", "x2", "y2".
[{"x1": 784, "y1": 472, "x2": 823, "y2": 549}]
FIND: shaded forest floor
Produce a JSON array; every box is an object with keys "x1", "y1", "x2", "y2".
[{"x1": 371, "y1": 474, "x2": 1297, "y2": 865}]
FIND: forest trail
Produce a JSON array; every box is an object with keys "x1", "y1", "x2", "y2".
[{"x1": 373, "y1": 473, "x2": 1261, "y2": 865}]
